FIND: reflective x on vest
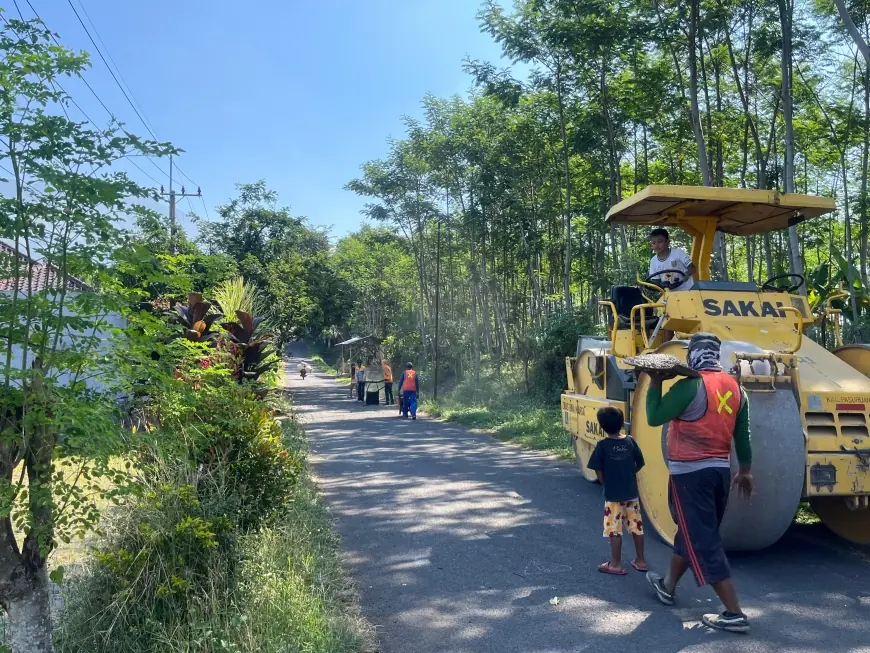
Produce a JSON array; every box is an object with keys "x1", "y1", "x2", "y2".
[
  {"x1": 402, "y1": 370, "x2": 418, "y2": 392},
  {"x1": 667, "y1": 371, "x2": 740, "y2": 462}
]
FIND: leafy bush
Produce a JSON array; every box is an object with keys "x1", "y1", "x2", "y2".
[
  {"x1": 155, "y1": 380, "x2": 303, "y2": 531},
  {"x1": 529, "y1": 307, "x2": 600, "y2": 401},
  {"x1": 57, "y1": 465, "x2": 239, "y2": 652},
  {"x1": 222, "y1": 311, "x2": 280, "y2": 384},
  {"x1": 57, "y1": 418, "x2": 372, "y2": 653}
]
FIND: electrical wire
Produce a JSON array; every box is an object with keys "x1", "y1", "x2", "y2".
[
  {"x1": 65, "y1": 0, "x2": 159, "y2": 143},
  {"x1": 26, "y1": 1, "x2": 117, "y2": 124},
  {"x1": 65, "y1": 1, "x2": 205, "y2": 195},
  {"x1": 73, "y1": 0, "x2": 158, "y2": 137},
  {"x1": 10, "y1": 4, "x2": 201, "y2": 197}
]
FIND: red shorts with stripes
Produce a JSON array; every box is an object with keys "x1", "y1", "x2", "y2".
[{"x1": 668, "y1": 467, "x2": 732, "y2": 587}]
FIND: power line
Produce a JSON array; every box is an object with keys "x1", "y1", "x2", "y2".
[
  {"x1": 172, "y1": 162, "x2": 200, "y2": 189},
  {"x1": 200, "y1": 193, "x2": 211, "y2": 220},
  {"x1": 127, "y1": 159, "x2": 163, "y2": 187},
  {"x1": 9, "y1": 5, "x2": 201, "y2": 198},
  {"x1": 73, "y1": 0, "x2": 157, "y2": 138},
  {"x1": 65, "y1": 0, "x2": 160, "y2": 143},
  {"x1": 62, "y1": 1, "x2": 202, "y2": 192},
  {"x1": 4, "y1": 9, "x2": 163, "y2": 190},
  {"x1": 25, "y1": 1, "x2": 121, "y2": 125}
]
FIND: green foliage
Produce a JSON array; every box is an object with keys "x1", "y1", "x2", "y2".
[
  {"x1": 0, "y1": 16, "x2": 178, "y2": 647},
  {"x1": 212, "y1": 277, "x2": 267, "y2": 319},
  {"x1": 422, "y1": 365, "x2": 570, "y2": 458},
  {"x1": 338, "y1": 0, "x2": 870, "y2": 405},
  {"x1": 529, "y1": 307, "x2": 601, "y2": 401},
  {"x1": 56, "y1": 404, "x2": 370, "y2": 653},
  {"x1": 153, "y1": 380, "x2": 303, "y2": 530},
  {"x1": 199, "y1": 182, "x2": 353, "y2": 345}
]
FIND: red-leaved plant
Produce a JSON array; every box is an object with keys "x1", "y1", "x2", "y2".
[
  {"x1": 175, "y1": 292, "x2": 223, "y2": 343},
  {"x1": 222, "y1": 310, "x2": 279, "y2": 383}
]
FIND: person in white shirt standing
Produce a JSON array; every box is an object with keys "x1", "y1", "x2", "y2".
[{"x1": 649, "y1": 228, "x2": 697, "y2": 291}]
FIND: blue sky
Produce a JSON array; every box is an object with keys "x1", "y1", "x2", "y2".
[{"x1": 20, "y1": 0, "x2": 510, "y2": 240}]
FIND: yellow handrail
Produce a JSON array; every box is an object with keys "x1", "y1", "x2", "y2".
[
  {"x1": 598, "y1": 301, "x2": 619, "y2": 347},
  {"x1": 824, "y1": 290, "x2": 850, "y2": 313},
  {"x1": 823, "y1": 290, "x2": 849, "y2": 347},
  {"x1": 779, "y1": 306, "x2": 804, "y2": 354},
  {"x1": 629, "y1": 302, "x2": 666, "y2": 351}
]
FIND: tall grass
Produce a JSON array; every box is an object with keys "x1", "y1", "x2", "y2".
[
  {"x1": 56, "y1": 416, "x2": 374, "y2": 653},
  {"x1": 311, "y1": 354, "x2": 341, "y2": 378},
  {"x1": 422, "y1": 363, "x2": 571, "y2": 458}
]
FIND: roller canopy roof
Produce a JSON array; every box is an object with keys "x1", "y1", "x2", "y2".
[{"x1": 605, "y1": 185, "x2": 836, "y2": 236}]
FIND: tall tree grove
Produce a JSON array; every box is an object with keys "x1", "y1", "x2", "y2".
[{"x1": 342, "y1": 0, "x2": 870, "y2": 389}]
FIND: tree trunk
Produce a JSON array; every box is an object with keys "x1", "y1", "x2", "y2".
[
  {"x1": 8, "y1": 570, "x2": 54, "y2": 653},
  {"x1": 834, "y1": 0, "x2": 870, "y2": 68},
  {"x1": 556, "y1": 63, "x2": 573, "y2": 310},
  {"x1": 688, "y1": 0, "x2": 713, "y2": 187},
  {"x1": 778, "y1": 0, "x2": 806, "y2": 293},
  {"x1": 862, "y1": 65, "x2": 870, "y2": 287}
]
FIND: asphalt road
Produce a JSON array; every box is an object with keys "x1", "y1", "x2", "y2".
[{"x1": 285, "y1": 350, "x2": 870, "y2": 653}]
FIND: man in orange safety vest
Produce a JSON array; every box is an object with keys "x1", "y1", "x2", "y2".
[{"x1": 396, "y1": 362, "x2": 420, "y2": 420}]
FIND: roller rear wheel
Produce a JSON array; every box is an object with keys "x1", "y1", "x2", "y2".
[
  {"x1": 810, "y1": 497, "x2": 870, "y2": 545},
  {"x1": 632, "y1": 342, "x2": 806, "y2": 551},
  {"x1": 833, "y1": 344, "x2": 870, "y2": 378},
  {"x1": 573, "y1": 436, "x2": 599, "y2": 483}
]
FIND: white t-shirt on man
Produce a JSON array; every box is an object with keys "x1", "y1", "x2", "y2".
[{"x1": 649, "y1": 247, "x2": 694, "y2": 291}]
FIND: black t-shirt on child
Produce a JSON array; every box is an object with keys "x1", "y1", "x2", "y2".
[{"x1": 587, "y1": 436, "x2": 645, "y2": 502}]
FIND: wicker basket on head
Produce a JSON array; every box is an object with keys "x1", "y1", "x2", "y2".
[{"x1": 623, "y1": 353, "x2": 700, "y2": 378}]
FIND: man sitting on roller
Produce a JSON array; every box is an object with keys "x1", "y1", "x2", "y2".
[
  {"x1": 644, "y1": 333, "x2": 753, "y2": 634},
  {"x1": 649, "y1": 228, "x2": 696, "y2": 291}
]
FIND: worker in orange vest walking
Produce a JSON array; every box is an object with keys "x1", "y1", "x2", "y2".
[
  {"x1": 397, "y1": 362, "x2": 420, "y2": 420},
  {"x1": 382, "y1": 359, "x2": 394, "y2": 405}
]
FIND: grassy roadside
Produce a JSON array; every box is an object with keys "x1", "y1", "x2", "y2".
[
  {"x1": 56, "y1": 400, "x2": 375, "y2": 653},
  {"x1": 311, "y1": 354, "x2": 342, "y2": 379},
  {"x1": 230, "y1": 424, "x2": 375, "y2": 652},
  {"x1": 420, "y1": 367, "x2": 572, "y2": 459},
  {"x1": 423, "y1": 396, "x2": 571, "y2": 458}
]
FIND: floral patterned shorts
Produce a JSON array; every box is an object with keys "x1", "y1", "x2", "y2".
[{"x1": 603, "y1": 499, "x2": 643, "y2": 537}]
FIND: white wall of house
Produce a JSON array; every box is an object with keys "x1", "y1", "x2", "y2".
[{"x1": 1, "y1": 291, "x2": 126, "y2": 393}]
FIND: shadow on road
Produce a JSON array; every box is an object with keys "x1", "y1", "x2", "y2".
[{"x1": 285, "y1": 352, "x2": 870, "y2": 653}]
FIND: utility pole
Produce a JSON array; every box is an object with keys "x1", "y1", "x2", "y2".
[{"x1": 159, "y1": 155, "x2": 201, "y2": 255}]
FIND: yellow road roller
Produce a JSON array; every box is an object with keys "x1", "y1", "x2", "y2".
[{"x1": 562, "y1": 185, "x2": 870, "y2": 550}]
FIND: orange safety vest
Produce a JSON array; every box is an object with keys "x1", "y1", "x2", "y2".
[
  {"x1": 667, "y1": 371, "x2": 740, "y2": 462},
  {"x1": 383, "y1": 363, "x2": 393, "y2": 382},
  {"x1": 402, "y1": 369, "x2": 418, "y2": 392}
]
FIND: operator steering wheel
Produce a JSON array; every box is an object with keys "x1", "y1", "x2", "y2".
[
  {"x1": 761, "y1": 273, "x2": 805, "y2": 294},
  {"x1": 645, "y1": 269, "x2": 687, "y2": 290}
]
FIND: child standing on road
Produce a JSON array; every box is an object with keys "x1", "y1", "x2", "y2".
[{"x1": 587, "y1": 406, "x2": 647, "y2": 575}]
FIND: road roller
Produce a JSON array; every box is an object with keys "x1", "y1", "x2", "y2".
[{"x1": 562, "y1": 185, "x2": 870, "y2": 550}]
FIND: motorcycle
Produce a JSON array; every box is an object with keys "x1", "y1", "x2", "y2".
[{"x1": 299, "y1": 367, "x2": 307, "y2": 380}]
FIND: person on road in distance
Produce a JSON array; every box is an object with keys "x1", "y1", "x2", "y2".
[
  {"x1": 350, "y1": 361, "x2": 357, "y2": 398},
  {"x1": 586, "y1": 406, "x2": 647, "y2": 576},
  {"x1": 644, "y1": 332, "x2": 753, "y2": 634},
  {"x1": 355, "y1": 360, "x2": 366, "y2": 403},
  {"x1": 649, "y1": 228, "x2": 697, "y2": 291},
  {"x1": 397, "y1": 362, "x2": 419, "y2": 420},
  {"x1": 382, "y1": 359, "x2": 394, "y2": 405}
]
